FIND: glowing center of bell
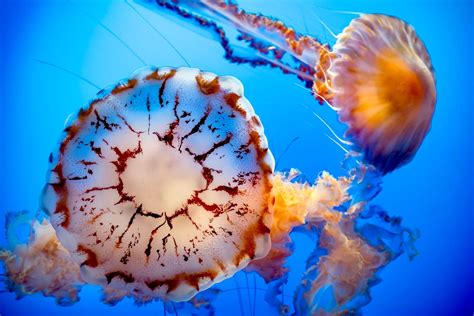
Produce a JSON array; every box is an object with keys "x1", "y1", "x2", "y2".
[{"x1": 121, "y1": 134, "x2": 205, "y2": 214}]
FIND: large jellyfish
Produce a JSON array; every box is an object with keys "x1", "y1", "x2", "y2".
[
  {"x1": 41, "y1": 66, "x2": 275, "y2": 302},
  {"x1": 142, "y1": 0, "x2": 437, "y2": 174}
]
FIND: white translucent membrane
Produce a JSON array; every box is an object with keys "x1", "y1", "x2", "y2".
[{"x1": 42, "y1": 67, "x2": 274, "y2": 301}]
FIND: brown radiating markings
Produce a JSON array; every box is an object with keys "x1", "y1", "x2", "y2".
[
  {"x1": 144, "y1": 210, "x2": 194, "y2": 262},
  {"x1": 142, "y1": 89, "x2": 261, "y2": 263},
  {"x1": 234, "y1": 138, "x2": 252, "y2": 159},
  {"x1": 235, "y1": 203, "x2": 251, "y2": 216},
  {"x1": 84, "y1": 177, "x2": 134, "y2": 206},
  {"x1": 188, "y1": 195, "x2": 219, "y2": 213},
  {"x1": 154, "y1": 92, "x2": 181, "y2": 147},
  {"x1": 145, "y1": 206, "x2": 199, "y2": 263},
  {"x1": 116, "y1": 113, "x2": 144, "y2": 137},
  {"x1": 120, "y1": 232, "x2": 140, "y2": 265},
  {"x1": 172, "y1": 237, "x2": 179, "y2": 258},
  {"x1": 233, "y1": 171, "x2": 261, "y2": 187},
  {"x1": 81, "y1": 139, "x2": 143, "y2": 205},
  {"x1": 145, "y1": 69, "x2": 177, "y2": 107},
  {"x1": 200, "y1": 166, "x2": 215, "y2": 190},
  {"x1": 92, "y1": 109, "x2": 119, "y2": 132},
  {"x1": 77, "y1": 245, "x2": 99, "y2": 267},
  {"x1": 111, "y1": 79, "x2": 138, "y2": 95},
  {"x1": 109, "y1": 81, "x2": 225, "y2": 263},
  {"x1": 87, "y1": 141, "x2": 104, "y2": 159},
  {"x1": 219, "y1": 227, "x2": 233, "y2": 237},
  {"x1": 110, "y1": 141, "x2": 143, "y2": 173},
  {"x1": 165, "y1": 206, "x2": 199, "y2": 230},
  {"x1": 67, "y1": 175, "x2": 88, "y2": 181},
  {"x1": 162, "y1": 233, "x2": 171, "y2": 258},
  {"x1": 99, "y1": 224, "x2": 119, "y2": 247},
  {"x1": 145, "y1": 270, "x2": 219, "y2": 293},
  {"x1": 192, "y1": 132, "x2": 233, "y2": 164},
  {"x1": 196, "y1": 75, "x2": 221, "y2": 95},
  {"x1": 145, "y1": 219, "x2": 168, "y2": 261},
  {"x1": 88, "y1": 209, "x2": 109, "y2": 225},
  {"x1": 175, "y1": 163, "x2": 228, "y2": 218},
  {"x1": 213, "y1": 185, "x2": 239, "y2": 196},
  {"x1": 178, "y1": 105, "x2": 211, "y2": 152},
  {"x1": 117, "y1": 204, "x2": 164, "y2": 247},
  {"x1": 105, "y1": 271, "x2": 135, "y2": 284},
  {"x1": 146, "y1": 95, "x2": 151, "y2": 135},
  {"x1": 78, "y1": 160, "x2": 97, "y2": 166},
  {"x1": 88, "y1": 231, "x2": 102, "y2": 245}
]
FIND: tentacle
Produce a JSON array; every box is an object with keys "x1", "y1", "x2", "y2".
[{"x1": 136, "y1": 0, "x2": 335, "y2": 90}]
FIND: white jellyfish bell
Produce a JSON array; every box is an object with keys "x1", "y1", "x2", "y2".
[{"x1": 41, "y1": 66, "x2": 275, "y2": 302}]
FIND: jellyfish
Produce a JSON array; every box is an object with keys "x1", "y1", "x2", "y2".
[
  {"x1": 142, "y1": 0, "x2": 437, "y2": 174},
  {"x1": 37, "y1": 66, "x2": 275, "y2": 302}
]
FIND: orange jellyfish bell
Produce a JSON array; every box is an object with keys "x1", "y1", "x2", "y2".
[
  {"x1": 329, "y1": 14, "x2": 436, "y2": 173},
  {"x1": 42, "y1": 66, "x2": 274, "y2": 302}
]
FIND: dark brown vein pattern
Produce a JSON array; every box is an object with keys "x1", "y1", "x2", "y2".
[{"x1": 43, "y1": 67, "x2": 274, "y2": 302}]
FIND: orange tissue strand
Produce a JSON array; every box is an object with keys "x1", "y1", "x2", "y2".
[
  {"x1": 304, "y1": 216, "x2": 389, "y2": 315},
  {"x1": 0, "y1": 219, "x2": 82, "y2": 306},
  {"x1": 248, "y1": 169, "x2": 352, "y2": 282}
]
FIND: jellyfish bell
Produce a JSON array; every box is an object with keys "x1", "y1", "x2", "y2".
[
  {"x1": 328, "y1": 14, "x2": 436, "y2": 173},
  {"x1": 41, "y1": 66, "x2": 274, "y2": 302}
]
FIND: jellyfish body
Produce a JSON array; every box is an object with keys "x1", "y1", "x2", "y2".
[
  {"x1": 146, "y1": 1, "x2": 437, "y2": 174},
  {"x1": 329, "y1": 14, "x2": 436, "y2": 173},
  {"x1": 41, "y1": 66, "x2": 274, "y2": 302}
]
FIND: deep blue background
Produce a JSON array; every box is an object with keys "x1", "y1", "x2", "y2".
[{"x1": 0, "y1": 0, "x2": 473, "y2": 315}]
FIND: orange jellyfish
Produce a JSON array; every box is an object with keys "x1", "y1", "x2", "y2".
[
  {"x1": 39, "y1": 66, "x2": 274, "y2": 302},
  {"x1": 147, "y1": 0, "x2": 437, "y2": 173},
  {"x1": 328, "y1": 15, "x2": 436, "y2": 173}
]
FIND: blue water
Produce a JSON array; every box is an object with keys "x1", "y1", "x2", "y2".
[{"x1": 0, "y1": 0, "x2": 472, "y2": 315}]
